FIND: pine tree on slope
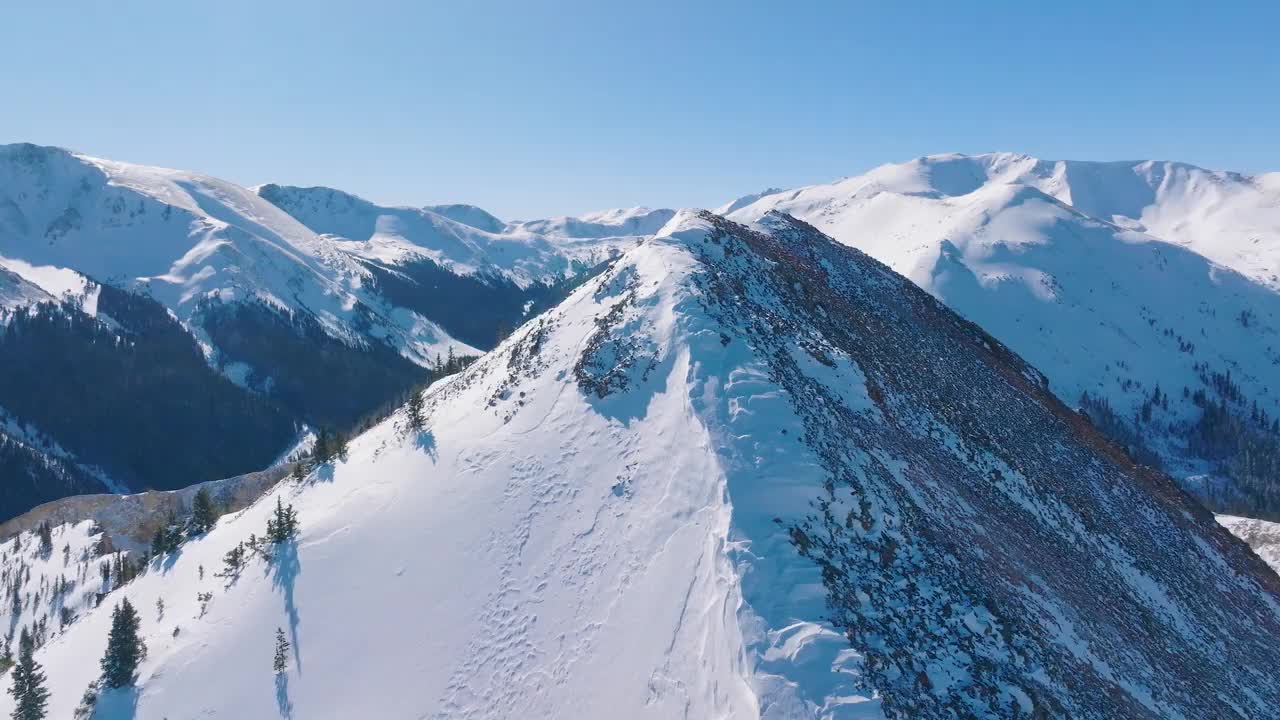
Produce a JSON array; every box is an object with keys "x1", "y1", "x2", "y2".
[
  {"x1": 332, "y1": 431, "x2": 349, "y2": 463},
  {"x1": 406, "y1": 388, "x2": 425, "y2": 432},
  {"x1": 189, "y1": 487, "x2": 218, "y2": 535},
  {"x1": 100, "y1": 598, "x2": 145, "y2": 688},
  {"x1": 265, "y1": 498, "x2": 299, "y2": 544},
  {"x1": 35, "y1": 524, "x2": 52, "y2": 558},
  {"x1": 8, "y1": 627, "x2": 49, "y2": 720},
  {"x1": 273, "y1": 627, "x2": 290, "y2": 674}
]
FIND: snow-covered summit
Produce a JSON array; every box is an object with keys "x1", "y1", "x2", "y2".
[
  {"x1": 256, "y1": 184, "x2": 624, "y2": 287},
  {"x1": 422, "y1": 203, "x2": 506, "y2": 233},
  {"x1": 510, "y1": 205, "x2": 677, "y2": 240},
  {"x1": 737, "y1": 152, "x2": 1280, "y2": 285},
  {"x1": 0, "y1": 143, "x2": 464, "y2": 360},
  {"x1": 9, "y1": 210, "x2": 1278, "y2": 719},
  {"x1": 254, "y1": 182, "x2": 665, "y2": 350}
]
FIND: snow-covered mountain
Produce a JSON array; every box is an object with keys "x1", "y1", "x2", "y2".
[
  {"x1": 0, "y1": 144, "x2": 642, "y2": 518},
  {"x1": 256, "y1": 184, "x2": 650, "y2": 349},
  {"x1": 0, "y1": 143, "x2": 468, "y2": 360},
  {"x1": 509, "y1": 206, "x2": 677, "y2": 240},
  {"x1": 728, "y1": 153, "x2": 1280, "y2": 515},
  {"x1": 6, "y1": 211, "x2": 1278, "y2": 719},
  {"x1": 256, "y1": 184, "x2": 635, "y2": 287}
]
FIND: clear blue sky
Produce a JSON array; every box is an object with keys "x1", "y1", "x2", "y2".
[{"x1": 3, "y1": 1, "x2": 1276, "y2": 219}]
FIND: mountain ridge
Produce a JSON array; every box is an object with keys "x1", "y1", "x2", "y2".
[
  {"x1": 728, "y1": 152, "x2": 1280, "y2": 517},
  {"x1": 4, "y1": 209, "x2": 1277, "y2": 719}
]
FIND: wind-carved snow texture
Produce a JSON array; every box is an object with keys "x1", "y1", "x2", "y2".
[{"x1": 4, "y1": 210, "x2": 1280, "y2": 720}]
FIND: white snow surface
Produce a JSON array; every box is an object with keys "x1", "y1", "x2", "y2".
[
  {"x1": 3, "y1": 212, "x2": 882, "y2": 719},
  {"x1": 510, "y1": 206, "x2": 676, "y2": 246},
  {"x1": 728, "y1": 152, "x2": 1280, "y2": 479},
  {"x1": 0, "y1": 520, "x2": 120, "y2": 646},
  {"x1": 257, "y1": 185, "x2": 644, "y2": 287},
  {"x1": 0, "y1": 265, "x2": 53, "y2": 314},
  {"x1": 1218, "y1": 514, "x2": 1280, "y2": 572},
  {"x1": 732, "y1": 153, "x2": 1280, "y2": 287},
  {"x1": 0, "y1": 143, "x2": 470, "y2": 363},
  {"x1": 0, "y1": 257, "x2": 98, "y2": 317}
]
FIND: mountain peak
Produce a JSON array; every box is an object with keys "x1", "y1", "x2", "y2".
[{"x1": 4, "y1": 208, "x2": 1280, "y2": 718}]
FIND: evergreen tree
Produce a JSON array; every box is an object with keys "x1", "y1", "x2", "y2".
[
  {"x1": 152, "y1": 525, "x2": 177, "y2": 556},
  {"x1": 265, "y1": 498, "x2": 299, "y2": 544},
  {"x1": 273, "y1": 627, "x2": 290, "y2": 674},
  {"x1": 313, "y1": 428, "x2": 332, "y2": 465},
  {"x1": 189, "y1": 487, "x2": 218, "y2": 535},
  {"x1": 406, "y1": 388, "x2": 425, "y2": 432},
  {"x1": 150, "y1": 527, "x2": 168, "y2": 557},
  {"x1": 100, "y1": 598, "x2": 145, "y2": 688},
  {"x1": 35, "y1": 523, "x2": 52, "y2": 558},
  {"x1": 0, "y1": 634, "x2": 13, "y2": 673},
  {"x1": 221, "y1": 543, "x2": 246, "y2": 576},
  {"x1": 8, "y1": 627, "x2": 49, "y2": 720},
  {"x1": 333, "y1": 432, "x2": 349, "y2": 463}
]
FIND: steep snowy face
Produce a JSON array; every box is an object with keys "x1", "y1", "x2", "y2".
[
  {"x1": 659, "y1": 212, "x2": 1280, "y2": 718},
  {"x1": 0, "y1": 257, "x2": 99, "y2": 318},
  {"x1": 729, "y1": 155, "x2": 1280, "y2": 505},
  {"x1": 0, "y1": 144, "x2": 332, "y2": 315},
  {"x1": 11, "y1": 211, "x2": 1280, "y2": 720},
  {"x1": 0, "y1": 143, "x2": 463, "y2": 359},
  {"x1": 0, "y1": 144, "x2": 465, "y2": 516}
]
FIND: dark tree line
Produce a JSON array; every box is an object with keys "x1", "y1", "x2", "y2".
[
  {"x1": 200, "y1": 299, "x2": 426, "y2": 432},
  {"x1": 0, "y1": 289, "x2": 295, "y2": 520},
  {"x1": 357, "y1": 255, "x2": 611, "y2": 351},
  {"x1": 1082, "y1": 366, "x2": 1280, "y2": 520},
  {"x1": 0, "y1": 430, "x2": 102, "y2": 525}
]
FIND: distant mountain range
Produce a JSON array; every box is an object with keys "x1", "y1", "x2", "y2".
[
  {"x1": 726, "y1": 153, "x2": 1280, "y2": 518},
  {"x1": 0, "y1": 143, "x2": 650, "y2": 519}
]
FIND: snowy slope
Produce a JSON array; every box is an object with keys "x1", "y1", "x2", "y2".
[
  {"x1": 0, "y1": 520, "x2": 121, "y2": 650},
  {"x1": 0, "y1": 257, "x2": 98, "y2": 318},
  {"x1": 9, "y1": 211, "x2": 1279, "y2": 720},
  {"x1": 736, "y1": 154, "x2": 1280, "y2": 288},
  {"x1": 257, "y1": 184, "x2": 638, "y2": 287},
  {"x1": 1218, "y1": 514, "x2": 1280, "y2": 572},
  {"x1": 0, "y1": 266, "x2": 52, "y2": 315},
  {"x1": 728, "y1": 154, "x2": 1280, "y2": 489},
  {"x1": 511, "y1": 206, "x2": 676, "y2": 241},
  {"x1": 0, "y1": 143, "x2": 467, "y2": 363}
]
